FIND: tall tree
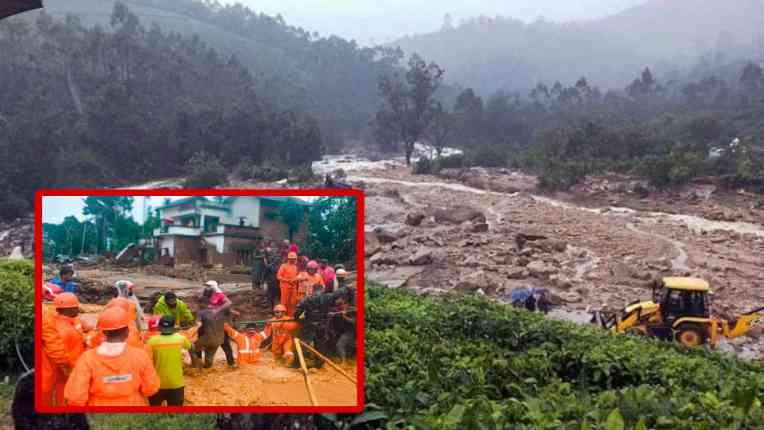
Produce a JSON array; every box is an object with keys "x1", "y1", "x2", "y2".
[
  {"x1": 376, "y1": 54, "x2": 444, "y2": 165},
  {"x1": 82, "y1": 196, "x2": 133, "y2": 253}
]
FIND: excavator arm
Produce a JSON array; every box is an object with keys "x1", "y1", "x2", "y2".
[{"x1": 722, "y1": 307, "x2": 764, "y2": 339}]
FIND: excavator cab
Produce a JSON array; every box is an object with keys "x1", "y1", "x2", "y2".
[{"x1": 658, "y1": 277, "x2": 711, "y2": 322}]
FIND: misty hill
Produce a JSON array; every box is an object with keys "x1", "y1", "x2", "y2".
[
  {"x1": 392, "y1": 0, "x2": 764, "y2": 94},
  {"x1": 29, "y1": 0, "x2": 397, "y2": 147}
]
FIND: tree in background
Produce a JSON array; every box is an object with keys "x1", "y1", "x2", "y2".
[
  {"x1": 183, "y1": 151, "x2": 228, "y2": 188},
  {"x1": 425, "y1": 103, "x2": 454, "y2": 159},
  {"x1": 82, "y1": 196, "x2": 133, "y2": 253},
  {"x1": 376, "y1": 54, "x2": 444, "y2": 165},
  {"x1": 278, "y1": 201, "x2": 307, "y2": 242},
  {"x1": 306, "y1": 197, "x2": 356, "y2": 265}
]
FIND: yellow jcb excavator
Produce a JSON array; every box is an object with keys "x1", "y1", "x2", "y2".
[{"x1": 592, "y1": 277, "x2": 764, "y2": 348}]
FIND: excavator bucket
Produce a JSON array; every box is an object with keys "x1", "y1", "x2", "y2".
[{"x1": 0, "y1": 0, "x2": 42, "y2": 20}]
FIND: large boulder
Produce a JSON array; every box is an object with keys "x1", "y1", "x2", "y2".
[
  {"x1": 374, "y1": 224, "x2": 407, "y2": 243},
  {"x1": 527, "y1": 260, "x2": 558, "y2": 279},
  {"x1": 369, "y1": 251, "x2": 401, "y2": 266},
  {"x1": 365, "y1": 231, "x2": 381, "y2": 257},
  {"x1": 408, "y1": 249, "x2": 433, "y2": 266},
  {"x1": 434, "y1": 206, "x2": 486, "y2": 225},
  {"x1": 469, "y1": 222, "x2": 489, "y2": 233},
  {"x1": 405, "y1": 212, "x2": 426, "y2": 226}
]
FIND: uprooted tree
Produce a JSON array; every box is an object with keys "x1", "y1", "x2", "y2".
[{"x1": 375, "y1": 54, "x2": 444, "y2": 165}]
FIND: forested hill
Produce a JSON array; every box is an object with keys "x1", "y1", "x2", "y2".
[
  {"x1": 392, "y1": 0, "x2": 764, "y2": 94},
  {"x1": 27, "y1": 0, "x2": 401, "y2": 147},
  {"x1": 0, "y1": 4, "x2": 332, "y2": 219}
]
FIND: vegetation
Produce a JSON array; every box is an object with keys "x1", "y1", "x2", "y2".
[
  {"x1": 306, "y1": 197, "x2": 357, "y2": 265},
  {"x1": 376, "y1": 54, "x2": 445, "y2": 165},
  {"x1": 183, "y1": 151, "x2": 228, "y2": 188},
  {"x1": 392, "y1": 1, "x2": 764, "y2": 95},
  {"x1": 358, "y1": 285, "x2": 764, "y2": 429},
  {"x1": 407, "y1": 63, "x2": 764, "y2": 191},
  {"x1": 3, "y1": 255, "x2": 763, "y2": 427},
  {"x1": 43, "y1": 196, "x2": 156, "y2": 258},
  {"x1": 0, "y1": 259, "x2": 33, "y2": 371},
  {"x1": 0, "y1": 4, "x2": 326, "y2": 220}
]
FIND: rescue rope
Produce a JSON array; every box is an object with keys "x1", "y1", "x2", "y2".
[{"x1": 15, "y1": 340, "x2": 30, "y2": 373}]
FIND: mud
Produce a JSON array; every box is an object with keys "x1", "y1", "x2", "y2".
[
  {"x1": 184, "y1": 350, "x2": 357, "y2": 407},
  {"x1": 343, "y1": 162, "x2": 764, "y2": 359}
]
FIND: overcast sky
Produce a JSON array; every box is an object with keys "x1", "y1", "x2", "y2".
[{"x1": 236, "y1": 0, "x2": 644, "y2": 44}]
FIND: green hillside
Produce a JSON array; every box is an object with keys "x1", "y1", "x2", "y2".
[{"x1": 2, "y1": 260, "x2": 762, "y2": 428}]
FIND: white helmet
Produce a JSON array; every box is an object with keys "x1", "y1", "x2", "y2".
[{"x1": 336, "y1": 269, "x2": 348, "y2": 278}]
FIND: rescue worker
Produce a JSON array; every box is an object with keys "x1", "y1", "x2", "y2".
[
  {"x1": 331, "y1": 295, "x2": 356, "y2": 363},
  {"x1": 50, "y1": 267, "x2": 76, "y2": 293},
  {"x1": 152, "y1": 291, "x2": 194, "y2": 327},
  {"x1": 90, "y1": 297, "x2": 143, "y2": 349},
  {"x1": 145, "y1": 316, "x2": 192, "y2": 406},
  {"x1": 277, "y1": 252, "x2": 299, "y2": 317},
  {"x1": 41, "y1": 292, "x2": 87, "y2": 406},
  {"x1": 296, "y1": 260, "x2": 325, "y2": 304},
  {"x1": 294, "y1": 289, "x2": 337, "y2": 368},
  {"x1": 335, "y1": 269, "x2": 349, "y2": 292},
  {"x1": 259, "y1": 304, "x2": 297, "y2": 366},
  {"x1": 253, "y1": 245, "x2": 279, "y2": 308},
  {"x1": 320, "y1": 260, "x2": 337, "y2": 292},
  {"x1": 142, "y1": 316, "x2": 162, "y2": 343},
  {"x1": 223, "y1": 322, "x2": 264, "y2": 364},
  {"x1": 64, "y1": 307, "x2": 160, "y2": 406},
  {"x1": 334, "y1": 269, "x2": 355, "y2": 307},
  {"x1": 114, "y1": 280, "x2": 146, "y2": 330},
  {"x1": 202, "y1": 281, "x2": 236, "y2": 367}
]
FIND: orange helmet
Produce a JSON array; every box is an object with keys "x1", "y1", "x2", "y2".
[
  {"x1": 43, "y1": 282, "x2": 63, "y2": 301},
  {"x1": 287, "y1": 252, "x2": 297, "y2": 260},
  {"x1": 106, "y1": 297, "x2": 132, "y2": 311},
  {"x1": 273, "y1": 304, "x2": 287, "y2": 313},
  {"x1": 307, "y1": 260, "x2": 319, "y2": 270},
  {"x1": 98, "y1": 307, "x2": 129, "y2": 331},
  {"x1": 54, "y1": 292, "x2": 79, "y2": 309}
]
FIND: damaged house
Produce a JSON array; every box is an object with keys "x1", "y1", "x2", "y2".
[{"x1": 153, "y1": 196, "x2": 309, "y2": 267}]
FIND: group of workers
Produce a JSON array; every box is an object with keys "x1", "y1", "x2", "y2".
[{"x1": 39, "y1": 244, "x2": 356, "y2": 407}]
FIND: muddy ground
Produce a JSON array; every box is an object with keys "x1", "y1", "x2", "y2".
[
  {"x1": 77, "y1": 296, "x2": 358, "y2": 407},
  {"x1": 337, "y1": 163, "x2": 764, "y2": 359}
]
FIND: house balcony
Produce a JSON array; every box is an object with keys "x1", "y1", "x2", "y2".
[
  {"x1": 203, "y1": 224, "x2": 260, "y2": 239},
  {"x1": 153, "y1": 226, "x2": 202, "y2": 237}
]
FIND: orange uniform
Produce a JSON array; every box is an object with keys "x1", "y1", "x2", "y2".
[
  {"x1": 89, "y1": 321, "x2": 143, "y2": 350},
  {"x1": 260, "y1": 317, "x2": 298, "y2": 363},
  {"x1": 296, "y1": 272, "x2": 325, "y2": 304},
  {"x1": 63, "y1": 345, "x2": 160, "y2": 406},
  {"x1": 277, "y1": 262, "x2": 299, "y2": 316},
  {"x1": 41, "y1": 304, "x2": 87, "y2": 406},
  {"x1": 223, "y1": 324, "x2": 264, "y2": 364}
]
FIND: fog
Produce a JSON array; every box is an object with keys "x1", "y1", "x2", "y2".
[{"x1": 238, "y1": 0, "x2": 644, "y2": 44}]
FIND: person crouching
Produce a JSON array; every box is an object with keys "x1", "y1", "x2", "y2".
[{"x1": 224, "y1": 322, "x2": 264, "y2": 365}]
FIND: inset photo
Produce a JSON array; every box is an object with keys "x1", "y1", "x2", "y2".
[{"x1": 35, "y1": 189, "x2": 364, "y2": 413}]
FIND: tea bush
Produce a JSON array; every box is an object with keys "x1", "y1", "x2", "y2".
[{"x1": 355, "y1": 285, "x2": 764, "y2": 429}]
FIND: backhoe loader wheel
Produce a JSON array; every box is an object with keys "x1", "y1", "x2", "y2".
[{"x1": 674, "y1": 323, "x2": 707, "y2": 347}]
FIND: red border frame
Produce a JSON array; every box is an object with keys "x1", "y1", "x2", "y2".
[{"x1": 34, "y1": 188, "x2": 365, "y2": 414}]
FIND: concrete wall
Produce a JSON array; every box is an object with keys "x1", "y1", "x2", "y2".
[
  {"x1": 173, "y1": 236, "x2": 202, "y2": 265},
  {"x1": 258, "y1": 204, "x2": 308, "y2": 247},
  {"x1": 229, "y1": 197, "x2": 260, "y2": 227}
]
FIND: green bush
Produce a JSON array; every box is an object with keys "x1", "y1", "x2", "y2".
[
  {"x1": 288, "y1": 165, "x2": 316, "y2": 183},
  {"x1": 234, "y1": 159, "x2": 289, "y2": 182},
  {"x1": 412, "y1": 157, "x2": 439, "y2": 175},
  {"x1": 182, "y1": 151, "x2": 228, "y2": 188},
  {"x1": 467, "y1": 145, "x2": 509, "y2": 167},
  {"x1": 0, "y1": 259, "x2": 34, "y2": 370},
  {"x1": 354, "y1": 284, "x2": 764, "y2": 429},
  {"x1": 438, "y1": 153, "x2": 465, "y2": 169}
]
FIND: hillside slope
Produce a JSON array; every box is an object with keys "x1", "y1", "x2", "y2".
[{"x1": 392, "y1": 0, "x2": 764, "y2": 93}]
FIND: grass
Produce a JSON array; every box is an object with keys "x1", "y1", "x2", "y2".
[{"x1": 0, "y1": 382, "x2": 216, "y2": 429}]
